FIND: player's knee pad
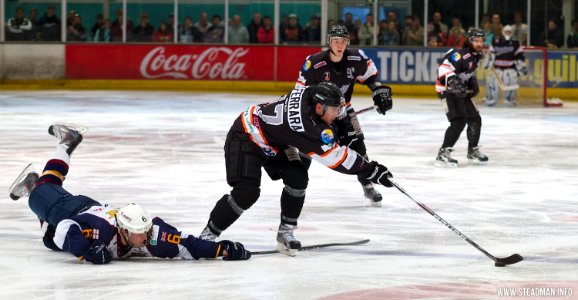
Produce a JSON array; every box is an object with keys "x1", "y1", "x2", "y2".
[
  {"x1": 281, "y1": 163, "x2": 309, "y2": 190},
  {"x1": 450, "y1": 118, "x2": 467, "y2": 132},
  {"x1": 230, "y1": 181, "x2": 260, "y2": 210},
  {"x1": 485, "y1": 73, "x2": 499, "y2": 103}
]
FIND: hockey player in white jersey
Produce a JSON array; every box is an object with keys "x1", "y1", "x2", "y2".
[
  {"x1": 9, "y1": 123, "x2": 251, "y2": 264},
  {"x1": 484, "y1": 25, "x2": 527, "y2": 107}
]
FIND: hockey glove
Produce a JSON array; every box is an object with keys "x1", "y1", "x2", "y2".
[
  {"x1": 372, "y1": 86, "x2": 393, "y2": 115},
  {"x1": 220, "y1": 240, "x2": 251, "y2": 261},
  {"x1": 84, "y1": 243, "x2": 112, "y2": 265},
  {"x1": 446, "y1": 76, "x2": 468, "y2": 98},
  {"x1": 364, "y1": 161, "x2": 393, "y2": 187}
]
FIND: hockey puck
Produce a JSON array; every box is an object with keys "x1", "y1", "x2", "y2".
[{"x1": 495, "y1": 262, "x2": 506, "y2": 267}]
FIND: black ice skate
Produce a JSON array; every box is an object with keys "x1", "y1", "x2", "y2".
[
  {"x1": 9, "y1": 163, "x2": 39, "y2": 200},
  {"x1": 276, "y1": 223, "x2": 301, "y2": 256},
  {"x1": 363, "y1": 184, "x2": 382, "y2": 207},
  {"x1": 467, "y1": 146, "x2": 489, "y2": 164},
  {"x1": 48, "y1": 123, "x2": 87, "y2": 155},
  {"x1": 435, "y1": 147, "x2": 458, "y2": 168}
]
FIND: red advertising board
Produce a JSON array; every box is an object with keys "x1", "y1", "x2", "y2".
[{"x1": 66, "y1": 44, "x2": 320, "y2": 81}]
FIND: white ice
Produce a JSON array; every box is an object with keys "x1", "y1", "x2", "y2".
[{"x1": 0, "y1": 91, "x2": 577, "y2": 300}]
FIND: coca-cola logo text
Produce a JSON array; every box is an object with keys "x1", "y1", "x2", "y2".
[{"x1": 140, "y1": 46, "x2": 248, "y2": 79}]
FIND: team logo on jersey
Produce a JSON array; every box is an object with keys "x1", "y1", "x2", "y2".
[
  {"x1": 347, "y1": 56, "x2": 361, "y2": 61},
  {"x1": 314, "y1": 61, "x2": 327, "y2": 69},
  {"x1": 301, "y1": 60, "x2": 311, "y2": 72},
  {"x1": 463, "y1": 53, "x2": 471, "y2": 60},
  {"x1": 451, "y1": 52, "x2": 461, "y2": 62},
  {"x1": 320, "y1": 129, "x2": 335, "y2": 144},
  {"x1": 324, "y1": 72, "x2": 330, "y2": 81}
]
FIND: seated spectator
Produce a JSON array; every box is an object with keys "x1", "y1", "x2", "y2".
[
  {"x1": 93, "y1": 19, "x2": 112, "y2": 42},
  {"x1": 152, "y1": 20, "x2": 173, "y2": 42},
  {"x1": 167, "y1": 14, "x2": 175, "y2": 34},
  {"x1": 427, "y1": 22, "x2": 446, "y2": 46},
  {"x1": 568, "y1": 20, "x2": 578, "y2": 49},
  {"x1": 539, "y1": 19, "x2": 564, "y2": 49},
  {"x1": 257, "y1": 16, "x2": 274, "y2": 44},
  {"x1": 28, "y1": 8, "x2": 40, "y2": 40},
  {"x1": 6, "y1": 7, "x2": 33, "y2": 41},
  {"x1": 91, "y1": 14, "x2": 104, "y2": 38},
  {"x1": 404, "y1": 15, "x2": 424, "y2": 46},
  {"x1": 228, "y1": 15, "x2": 249, "y2": 44},
  {"x1": 303, "y1": 15, "x2": 321, "y2": 44},
  {"x1": 66, "y1": 10, "x2": 76, "y2": 27},
  {"x1": 247, "y1": 13, "x2": 262, "y2": 43},
  {"x1": 38, "y1": 4, "x2": 61, "y2": 41},
  {"x1": 429, "y1": 11, "x2": 448, "y2": 35},
  {"x1": 281, "y1": 14, "x2": 302, "y2": 44},
  {"x1": 378, "y1": 20, "x2": 388, "y2": 45},
  {"x1": 482, "y1": 18, "x2": 494, "y2": 45},
  {"x1": 112, "y1": 9, "x2": 134, "y2": 42},
  {"x1": 179, "y1": 16, "x2": 202, "y2": 43},
  {"x1": 357, "y1": 14, "x2": 374, "y2": 46},
  {"x1": 206, "y1": 15, "x2": 224, "y2": 43},
  {"x1": 382, "y1": 20, "x2": 400, "y2": 46},
  {"x1": 67, "y1": 13, "x2": 87, "y2": 42},
  {"x1": 350, "y1": 19, "x2": 361, "y2": 45},
  {"x1": 511, "y1": 11, "x2": 528, "y2": 45},
  {"x1": 133, "y1": 12, "x2": 154, "y2": 42},
  {"x1": 400, "y1": 15, "x2": 413, "y2": 45},
  {"x1": 447, "y1": 17, "x2": 466, "y2": 47},
  {"x1": 195, "y1": 12, "x2": 210, "y2": 42}
]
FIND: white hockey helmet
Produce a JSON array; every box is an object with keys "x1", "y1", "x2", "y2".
[
  {"x1": 502, "y1": 25, "x2": 513, "y2": 40},
  {"x1": 116, "y1": 203, "x2": 153, "y2": 235}
]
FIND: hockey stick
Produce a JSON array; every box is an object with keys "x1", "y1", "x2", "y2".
[
  {"x1": 390, "y1": 180, "x2": 523, "y2": 267},
  {"x1": 490, "y1": 68, "x2": 519, "y2": 91},
  {"x1": 251, "y1": 239, "x2": 370, "y2": 255},
  {"x1": 353, "y1": 105, "x2": 375, "y2": 116}
]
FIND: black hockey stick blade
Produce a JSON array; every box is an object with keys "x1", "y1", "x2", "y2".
[
  {"x1": 494, "y1": 254, "x2": 524, "y2": 267},
  {"x1": 251, "y1": 239, "x2": 370, "y2": 255}
]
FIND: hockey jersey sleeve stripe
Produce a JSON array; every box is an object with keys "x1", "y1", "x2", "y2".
[
  {"x1": 41, "y1": 169, "x2": 65, "y2": 182},
  {"x1": 240, "y1": 106, "x2": 279, "y2": 156},
  {"x1": 307, "y1": 145, "x2": 349, "y2": 169},
  {"x1": 356, "y1": 59, "x2": 378, "y2": 83},
  {"x1": 215, "y1": 243, "x2": 221, "y2": 258}
]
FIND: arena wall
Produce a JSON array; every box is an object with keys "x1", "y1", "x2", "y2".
[{"x1": 0, "y1": 44, "x2": 576, "y2": 100}]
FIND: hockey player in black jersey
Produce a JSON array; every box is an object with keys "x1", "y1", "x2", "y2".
[
  {"x1": 484, "y1": 25, "x2": 527, "y2": 107},
  {"x1": 199, "y1": 82, "x2": 394, "y2": 256},
  {"x1": 9, "y1": 124, "x2": 251, "y2": 264},
  {"x1": 435, "y1": 28, "x2": 489, "y2": 167},
  {"x1": 295, "y1": 25, "x2": 393, "y2": 207}
]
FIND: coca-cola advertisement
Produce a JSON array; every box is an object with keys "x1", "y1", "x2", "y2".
[{"x1": 66, "y1": 44, "x2": 320, "y2": 81}]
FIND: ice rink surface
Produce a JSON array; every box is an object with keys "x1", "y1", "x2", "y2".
[{"x1": 0, "y1": 90, "x2": 577, "y2": 300}]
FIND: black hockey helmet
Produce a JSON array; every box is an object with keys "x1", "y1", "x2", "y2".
[
  {"x1": 467, "y1": 28, "x2": 485, "y2": 41},
  {"x1": 327, "y1": 25, "x2": 350, "y2": 44},
  {"x1": 309, "y1": 82, "x2": 345, "y2": 107}
]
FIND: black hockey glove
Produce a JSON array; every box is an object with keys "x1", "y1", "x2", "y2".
[
  {"x1": 364, "y1": 161, "x2": 393, "y2": 188},
  {"x1": 372, "y1": 86, "x2": 393, "y2": 115},
  {"x1": 84, "y1": 243, "x2": 112, "y2": 265},
  {"x1": 337, "y1": 122, "x2": 362, "y2": 148},
  {"x1": 220, "y1": 240, "x2": 251, "y2": 261},
  {"x1": 446, "y1": 76, "x2": 468, "y2": 98}
]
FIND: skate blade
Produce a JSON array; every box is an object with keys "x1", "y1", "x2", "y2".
[
  {"x1": 9, "y1": 163, "x2": 38, "y2": 201},
  {"x1": 434, "y1": 161, "x2": 458, "y2": 168},
  {"x1": 276, "y1": 242, "x2": 298, "y2": 257},
  {"x1": 52, "y1": 123, "x2": 89, "y2": 135},
  {"x1": 467, "y1": 159, "x2": 488, "y2": 165},
  {"x1": 369, "y1": 200, "x2": 382, "y2": 207}
]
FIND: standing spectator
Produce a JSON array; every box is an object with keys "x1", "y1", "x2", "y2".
[
  {"x1": 343, "y1": 12, "x2": 354, "y2": 32},
  {"x1": 447, "y1": 17, "x2": 466, "y2": 47},
  {"x1": 357, "y1": 14, "x2": 375, "y2": 46},
  {"x1": 111, "y1": 9, "x2": 134, "y2": 42},
  {"x1": 133, "y1": 12, "x2": 154, "y2": 42},
  {"x1": 206, "y1": 15, "x2": 224, "y2": 43},
  {"x1": 382, "y1": 20, "x2": 400, "y2": 45},
  {"x1": 66, "y1": 10, "x2": 76, "y2": 27},
  {"x1": 195, "y1": 12, "x2": 210, "y2": 42},
  {"x1": 167, "y1": 14, "x2": 175, "y2": 34},
  {"x1": 427, "y1": 23, "x2": 446, "y2": 46},
  {"x1": 90, "y1": 14, "x2": 104, "y2": 38},
  {"x1": 349, "y1": 19, "x2": 362, "y2": 45},
  {"x1": 93, "y1": 19, "x2": 112, "y2": 42},
  {"x1": 279, "y1": 15, "x2": 289, "y2": 39},
  {"x1": 378, "y1": 20, "x2": 388, "y2": 45},
  {"x1": 482, "y1": 18, "x2": 494, "y2": 45},
  {"x1": 328, "y1": 18, "x2": 336, "y2": 29},
  {"x1": 489, "y1": 13, "x2": 503, "y2": 42},
  {"x1": 303, "y1": 15, "x2": 321, "y2": 43},
  {"x1": 387, "y1": 11, "x2": 402, "y2": 38},
  {"x1": 400, "y1": 15, "x2": 413, "y2": 45},
  {"x1": 568, "y1": 20, "x2": 578, "y2": 49},
  {"x1": 67, "y1": 13, "x2": 87, "y2": 42},
  {"x1": 38, "y1": 5, "x2": 61, "y2": 41},
  {"x1": 179, "y1": 16, "x2": 202, "y2": 43},
  {"x1": 29, "y1": 8, "x2": 41, "y2": 40},
  {"x1": 246, "y1": 13, "x2": 262, "y2": 43},
  {"x1": 257, "y1": 16, "x2": 274, "y2": 44},
  {"x1": 6, "y1": 7, "x2": 33, "y2": 41},
  {"x1": 429, "y1": 12, "x2": 448, "y2": 36},
  {"x1": 405, "y1": 15, "x2": 424, "y2": 46},
  {"x1": 281, "y1": 14, "x2": 302, "y2": 44},
  {"x1": 152, "y1": 20, "x2": 173, "y2": 43},
  {"x1": 539, "y1": 19, "x2": 564, "y2": 49},
  {"x1": 228, "y1": 15, "x2": 249, "y2": 44},
  {"x1": 511, "y1": 11, "x2": 528, "y2": 45}
]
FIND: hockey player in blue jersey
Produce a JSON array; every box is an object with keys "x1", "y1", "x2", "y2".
[{"x1": 9, "y1": 123, "x2": 251, "y2": 264}]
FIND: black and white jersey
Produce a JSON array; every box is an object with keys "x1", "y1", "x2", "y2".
[
  {"x1": 489, "y1": 38, "x2": 525, "y2": 69},
  {"x1": 295, "y1": 49, "x2": 378, "y2": 103},
  {"x1": 436, "y1": 47, "x2": 482, "y2": 95},
  {"x1": 230, "y1": 87, "x2": 373, "y2": 174}
]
